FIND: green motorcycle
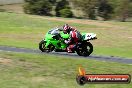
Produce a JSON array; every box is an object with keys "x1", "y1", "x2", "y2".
[{"x1": 39, "y1": 28, "x2": 97, "y2": 56}]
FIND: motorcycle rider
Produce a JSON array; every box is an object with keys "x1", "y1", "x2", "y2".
[{"x1": 63, "y1": 24, "x2": 82, "y2": 53}]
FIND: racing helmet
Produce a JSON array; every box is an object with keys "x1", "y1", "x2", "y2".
[{"x1": 63, "y1": 24, "x2": 71, "y2": 33}]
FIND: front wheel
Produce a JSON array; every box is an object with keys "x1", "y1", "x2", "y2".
[
  {"x1": 39, "y1": 40, "x2": 46, "y2": 52},
  {"x1": 76, "y1": 42, "x2": 93, "y2": 56}
]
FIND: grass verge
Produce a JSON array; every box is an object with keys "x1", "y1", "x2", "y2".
[{"x1": 0, "y1": 52, "x2": 132, "y2": 88}]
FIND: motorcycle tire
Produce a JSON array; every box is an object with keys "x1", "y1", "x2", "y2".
[
  {"x1": 76, "y1": 42, "x2": 93, "y2": 56},
  {"x1": 39, "y1": 40, "x2": 46, "y2": 52},
  {"x1": 84, "y1": 42, "x2": 93, "y2": 56}
]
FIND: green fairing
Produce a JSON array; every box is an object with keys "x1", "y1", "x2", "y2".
[
  {"x1": 44, "y1": 31, "x2": 69, "y2": 49},
  {"x1": 81, "y1": 33, "x2": 86, "y2": 40},
  {"x1": 60, "y1": 31, "x2": 69, "y2": 39},
  {"x1": 44, "y1": 31, "x2": 88, "y2": 49}
]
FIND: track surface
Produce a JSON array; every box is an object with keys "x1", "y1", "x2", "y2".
[{"x1": 0, "y1": 46, "x2": 132, "y2": 64}]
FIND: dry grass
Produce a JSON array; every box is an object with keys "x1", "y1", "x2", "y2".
[
  {"x1": 0, "y1": 57, "x2": 12, "y2": 64},
  {"x1": 0, "y1": 4, "x2": 24, "y2": 13}
]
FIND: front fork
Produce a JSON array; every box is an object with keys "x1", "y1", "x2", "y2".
[{"x1": 45, "y1": 40, "x2": 50, "y2": 48}]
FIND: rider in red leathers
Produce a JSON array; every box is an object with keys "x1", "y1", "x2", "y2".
[{"x1": 63, "y1": 24, "x2": 82, "y2": 53}]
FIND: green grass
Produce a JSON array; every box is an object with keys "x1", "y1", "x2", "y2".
[
  {"x1": 0, "y1": 52, "x2": 132, "y2": 88},
  {"x1": 94, "y1": 46, "x2": 132, "y2": 58},
  {"x1": 0, "y1": 5, "x2": 132, "y2": 88},
  {"x1": 0, "y1": 12, "x2": 132, "y2": 58}
]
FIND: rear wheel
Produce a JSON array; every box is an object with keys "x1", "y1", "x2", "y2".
[
  {"x1": 84, "y1": 42, "x2": 93, "y2": 56},
  {"x1": 76, "y1": 42, "x2": 93, "y2": 56},
  {"x1": 76, "y1": 49, "x2": 84, "y2": 56}
]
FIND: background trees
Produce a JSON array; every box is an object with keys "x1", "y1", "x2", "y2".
[
  {"x1": 98, "y1": 0, "x2": 113, "y2": 20},
  {"x1": 71, "y1": 0, "x2": 113, "y2": 20},
  {"x1": 114, "y1": 0, "x2": 132, "y2": 21},
  {"x1": 55, "y1": 0, "x2": 73, "y2": 17},
  {"x1": 23, "y1": 0, "x2": 132, "y2": 21},
  {"x1": 24, "y1": 0, "x2": 52, "y2": 15},
  {"x1": 71, "y1": 0, "x2": 98, "y2": 19},
  {"x1": 24, "y1": 0, "x2": 73, "y2": 17}
]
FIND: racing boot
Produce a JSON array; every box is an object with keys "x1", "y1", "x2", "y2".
[{"x1": 67, "y1": 45, "x2": 75, "y2": 53}]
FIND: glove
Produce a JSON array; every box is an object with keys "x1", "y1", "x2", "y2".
[{"x1": 64, "y1": 40, "x2": 69, "y2": 44}]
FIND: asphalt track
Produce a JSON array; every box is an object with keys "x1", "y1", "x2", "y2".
[{"x1": 0, "y1": 46, "x2": 132, "y2": 64}]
